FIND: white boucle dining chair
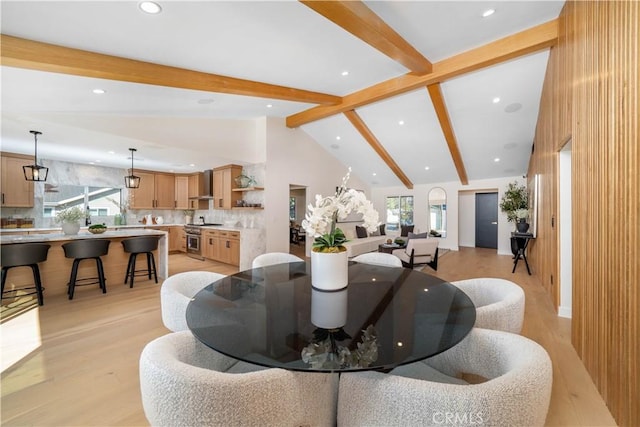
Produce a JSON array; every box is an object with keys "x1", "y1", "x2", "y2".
[
  {"x1": 140, "y1": 330, "x2": 339, "y2": 427},
  {"x1": 160, "y1": 271, "x2": 226, "y2": 332},
  {"x1": 352, "y1": 252, "x2": 403, "y2": 268},
  {"x1": 449, "y1": 277, "x2": 525, "y2": 333},
  {"x1": 338, "y1": 328, "x2": 552, "y2": 427},
  {"x1": 252, "y1": 252, "x2": 303, "y2": 268}
]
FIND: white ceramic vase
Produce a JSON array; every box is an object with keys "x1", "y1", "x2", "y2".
[
  {"x1": 311, "y1": 249, "x2": 349, "y2": 291},
  {"x1": 61, "y1": 221, "x2": 80, "y2": 235}
]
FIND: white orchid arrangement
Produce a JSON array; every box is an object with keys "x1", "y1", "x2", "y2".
[{"x1": 302, "y1": 168, "x2": 380, "y2": 253}]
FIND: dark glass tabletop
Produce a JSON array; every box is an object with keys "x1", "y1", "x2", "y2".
[{"x1": 186, "y1": 261, "x2": 476, "y2": 373}]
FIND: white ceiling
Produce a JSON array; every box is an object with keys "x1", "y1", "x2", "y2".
[{"x1": 0, "y1": 0, "x2": 564, "y2": 187}]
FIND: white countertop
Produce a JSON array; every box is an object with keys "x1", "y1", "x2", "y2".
[{"x1": 0, "y1": 229, "x2": 166, "y2": 244}]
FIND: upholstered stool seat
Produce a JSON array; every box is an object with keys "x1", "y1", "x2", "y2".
[
  {"x1": 62, "y1": 239, "x2": 111, "y2": 300},
  {"x1": 121, "y1": 236, "x2": 160, "y2": 288},
  {"x1": 1, "y1": 243, "x2": 51, "y2": 306}
]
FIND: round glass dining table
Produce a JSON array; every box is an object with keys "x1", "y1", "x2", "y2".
[{"x1": 186, "y1": 261, "x2": 476, "y2": 373}]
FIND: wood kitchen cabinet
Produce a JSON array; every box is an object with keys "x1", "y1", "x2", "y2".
[
  {"x1": 212, "y1": 164, "x2": 242, "y2": 210},
  {"x1": 188, "y1": 172, "x2": 208, "y2": 210},
  {"x1": 202, "y1": 229, "x2": 240, "y2": 266},
  {"x1": 168, "y1": 226, "x2": 183, "y2": 252},
  {"x1": 155, "y1": 173, "x2": 176, "y2": 209},
  {"x1": 1, "y1": 153, "x2": 34, "y2": 207},
  {"x1": 178, "y1": 227, "x2": 186, "y2": 252},
  {"x1": 175, "y1": 175, "x2": 189, "y2": 210},
  {"x1": 217, "y1": 230, "x2": 240, "y2": 266},
  {"x1": 129, "y1": 171, "x2": 176, "y2": 209},
  {"x1": 202, "y1": 230, "x2": 219, "y2": 260}
]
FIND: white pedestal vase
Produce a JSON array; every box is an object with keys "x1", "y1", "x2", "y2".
[
  {"x1": 61, "y1": 221, "x2": 80, "y2": 235},
  {"x1": 311, "y1": 249, "x2": 348, "y2": 291}
]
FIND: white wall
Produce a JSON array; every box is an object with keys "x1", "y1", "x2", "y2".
[
  {"x1": 371, "y1": 176, "x2": 526, "y2": 255},
  {"x1": 264, "y1": 117, "x2": 368, "y2": 255},
  {"x1": 458, "y1": 191, "x2": 476, "y2": 247}
]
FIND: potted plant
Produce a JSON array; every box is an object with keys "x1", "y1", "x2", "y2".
[
  {"x1": 55, "y1": 206, "x2": 87, "y2": 235},
  {"x1": 499, "y1": 181, "x2": 529, "y2": 228},
  {"x1": 302, "y1": 168, "x2": 379, "y2": 291}
]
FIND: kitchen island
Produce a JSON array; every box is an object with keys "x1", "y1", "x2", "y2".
[{"x1": 1, "y1": 229, "x2": 167, "y2": 299}]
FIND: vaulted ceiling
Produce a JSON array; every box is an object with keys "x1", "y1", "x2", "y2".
[{"x1": 0, "y1": 1, "x2": 564, "y2": 188}]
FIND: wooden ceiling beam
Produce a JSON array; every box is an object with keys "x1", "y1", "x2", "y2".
[
  {"x1": 0, "y1": 34, "x2": 341, "y2": 105},
  {"x1": 287, "y1": 19, "x2": 558, "y2": 128},
  {"x1": 426, "y1": 83, "x2": 468, "y2": 185},
  {"x1": 343, "y1": 110, "x2": 414, "y2": 189},
  {"x1": 300, "y1": 0, "x2": 432, "y2": 74}
]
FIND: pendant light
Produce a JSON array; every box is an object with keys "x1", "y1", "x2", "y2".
[
  {"x1": 23, "y1": 130, "x2": 49, "y2": 181},
  {"x1": 124, "y1": 148, "x2": 141, "y2": 188}
]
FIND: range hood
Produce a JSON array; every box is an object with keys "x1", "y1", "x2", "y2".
[{"x1": 192, "y1": 169, "x2": 214, "y2": 199}]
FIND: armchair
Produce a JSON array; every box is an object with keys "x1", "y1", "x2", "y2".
[{"x1": 392, "y1": 238, "x2": 439, "y2": 270}]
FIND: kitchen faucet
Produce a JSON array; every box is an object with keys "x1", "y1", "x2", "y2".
[{"x1": 199, "y1": 216, "x2": 205, "y2": 224}]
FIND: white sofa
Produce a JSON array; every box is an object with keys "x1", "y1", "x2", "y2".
[{"x1": 340, "y1": 225, "x2": 389, "y2": 258}]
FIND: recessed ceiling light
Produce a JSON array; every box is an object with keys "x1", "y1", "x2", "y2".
[
  {"x1": 424, "y1": 166, "x2": 430, "y2": 170},
  {"x1": 189, "y1": 163, "x2": 196, "y2": 167},
  {"x1": 336, "y1": 136, "x2": 341, "y2": 140},
  {"x1": 398, "y1": 120, "x2": 405, "y2": 126},
  {"x1": 108, "y1": 150, "x2": 115, "y2": 155},
  {"x1": 341, "y1": 71, "x2": 349, "y2": 76},
  {"x1": 482, "y1": 9, "x2": 495, "y2": 18},
  {"x1": 372, "y1": 173, "x2": 377, "y2": 176},
  {"x1": 494, "y1": 157, "x2": 501, "y2": 162},
  {"x1": 266, "y1": 104, "x2": 273, "y2": 108},
  {"x1": 89, "y1": 162, "x2": 95, "y2": 165},
  {"x1": 139, "y1": 1, "x2": 162, "y2": 14},
  {"x1": 493, "y1": 97, "x2": 500, "y2": 103},
  {"x1": 92, "y1": 89, "x2": 105, "y2": 94}
]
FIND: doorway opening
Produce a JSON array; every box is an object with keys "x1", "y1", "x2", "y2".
[
  {"x1": 559, "y1": 140, "x2": 573, "y2": 318},
  {"x1": 289, "y1": 184, "x2": 307, "y2": 258}
]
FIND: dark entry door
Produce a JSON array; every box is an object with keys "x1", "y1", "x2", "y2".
[{"x1": 475, "y1": 192, "x2": 498, "y2": 249}]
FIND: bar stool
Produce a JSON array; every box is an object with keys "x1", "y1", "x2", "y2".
[
  {"x1": 62, "y1": 239, "x2": 111, "y2": 300},
  {"x1": 1, "y1": 243, "x2": 51, "y2": 306},
  {"x1": 122, "y1": 236, "x2": 160, "y2": 288}
]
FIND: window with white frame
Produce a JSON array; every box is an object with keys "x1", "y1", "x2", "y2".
[{"x1": 385, "y1": 196, "x2": 414, "y2": 231}]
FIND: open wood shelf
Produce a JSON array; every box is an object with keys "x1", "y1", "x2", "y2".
[{"x1": 231, "y1": 186, "x2": 264, "y2": 192}]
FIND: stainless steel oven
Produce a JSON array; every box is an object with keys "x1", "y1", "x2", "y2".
[{"x1": 184, "y1": 225, "x2": 203, "y2": 260}]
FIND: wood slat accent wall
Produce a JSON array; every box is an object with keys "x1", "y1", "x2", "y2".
[{"x1": 529, "y1": 1, "x2": 639, "y2": 425}]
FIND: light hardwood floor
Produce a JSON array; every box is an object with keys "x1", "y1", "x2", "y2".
[{"x1": 0, "y1": 248, "x2": 617, "y2": 426}]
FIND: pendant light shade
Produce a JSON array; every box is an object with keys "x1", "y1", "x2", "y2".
[
  {"x1": 125, "y1": 148, "x2": 141, "y2": 189},
  {"x1": 23, "y1": 130, "x2": 49, "y2": 182}
]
